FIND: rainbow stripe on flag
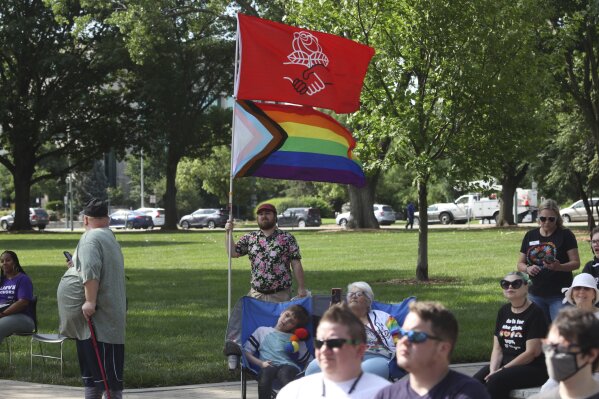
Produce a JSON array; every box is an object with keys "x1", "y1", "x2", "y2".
[{"x1": 232, "y1": 100, "x2": 366, "y2": 187}]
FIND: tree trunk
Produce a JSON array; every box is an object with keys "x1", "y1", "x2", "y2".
[
  {"x1": 348, "y1": 182, "x2": 378, "y2": 229},
  {"x1": 11, "y1": 152, "x2": 35, "y2": 230},
  {"x1": 498, "y1": 165, "x2": 528, "y2": 226},
  {"x1": 416, "y1": 179, "x2": 429, "y2": 281},
  {"x1": 163, "y1": 147, "x2": 181, "y2": 230}
]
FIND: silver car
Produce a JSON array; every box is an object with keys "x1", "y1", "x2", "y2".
[{"x1": 560, "y1": 199, "x2": 599, "y2": 222}]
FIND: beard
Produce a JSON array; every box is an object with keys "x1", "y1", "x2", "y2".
[{"x1": 258, "y1": 218, "x2": 276, "y2": 230}]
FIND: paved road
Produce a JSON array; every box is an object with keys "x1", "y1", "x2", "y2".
[{"x1": 0, "y1": 363, "x2": 486, "y2": 399}]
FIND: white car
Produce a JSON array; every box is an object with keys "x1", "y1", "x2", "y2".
[
  {"x1": 414, "y1": 203, "x2": 468, "y2": 225},
  {"x1": 336, "y1": 204, "x2": 397, "y2": 226},
  {"x1": 136, "y1": 207, "x2": 165, "y2": 227},
  {"x1": 560, "y1": 199, "x2": 599, "y2": 223}
]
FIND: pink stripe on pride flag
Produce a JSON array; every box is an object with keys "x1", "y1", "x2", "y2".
[{"x1": 232, "y1": 103, "x2": 275, "y2": 176}]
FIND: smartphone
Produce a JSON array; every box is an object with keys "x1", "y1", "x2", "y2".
[
  {"x1": 63, "y1": 251, "x2": 72, "y2": 262},
  {"x1": 331, "y1": 288, "x2": 342, "y2": 304}
]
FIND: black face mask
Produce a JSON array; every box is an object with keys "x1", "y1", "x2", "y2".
[{"x1": 546, "y1": 351, "x2": 585, "y2": 382}]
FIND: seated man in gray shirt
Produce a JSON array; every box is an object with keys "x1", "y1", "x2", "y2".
[{"x1": 375, "y1": 301, "x2": 489, "y2": 399}]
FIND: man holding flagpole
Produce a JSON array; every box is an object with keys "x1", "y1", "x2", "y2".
[{"x1": 226, "y1": 203, "x2": 307, "y2": 302}]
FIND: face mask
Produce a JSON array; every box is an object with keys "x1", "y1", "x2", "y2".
[{"x1": 546, "y1": 351, "x2": 583, "y2": 382}]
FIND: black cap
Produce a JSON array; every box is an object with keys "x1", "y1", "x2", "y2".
[{"x1": 82, "y1": 198, "x2": 108, "y2": 217}]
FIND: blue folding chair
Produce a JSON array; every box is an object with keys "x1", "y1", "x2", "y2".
[
  {"x1": 371, "y1": 296, "x2": 416, "y2": 380},
  {"x1": 224, "y1": 296, "x2": 315, "y2": 399}
]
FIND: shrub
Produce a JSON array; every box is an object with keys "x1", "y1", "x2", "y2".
[{"x1": 256, "y1": 196, "x2": 335, "y2": 218}]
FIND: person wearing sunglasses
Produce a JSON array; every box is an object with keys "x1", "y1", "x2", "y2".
[
  {"x1": 540, "y1": 272, "x2": 599, "y2": 392},
  {"x1": 530, "y1": 307, "x2": 599, "y2": 399},
  {"x1": 375, "y1": 301, "x2": 489, "y2": 399},
  {"x1": 304, "y1": 281, "x2": 400, "y2": 379},
  {"x1": 581, "y1": 226, "x2": 599, "y2": 290},
  {"x1": 277, "y1": 304, "x2": 391, "y2": 398},
  {"x1": 473, "y1": 272, "x2": 548, "y2": 399},
  {"x1": 517, "y1": 199, "x2": 580, "y2": 322}
]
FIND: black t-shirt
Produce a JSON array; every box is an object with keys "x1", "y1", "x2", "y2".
[
  {"x1": 495, "y1": 303, "x2": 547, "y2": 367},
  {"x1": 520, "y1": 228, "x2": 578, "y2": 296},
  {"x1": 582, "y1": 258, "x2": 599, "y2": 285}
]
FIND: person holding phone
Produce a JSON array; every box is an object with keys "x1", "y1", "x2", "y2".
[
  {"x1": 473, "y1": 272, "x2": 548, "y2": 399},
  {"x1": 0, "y1": 250, "x2": 35, "y2": 344},
  {"x1": 517, "y1": 199, "x2": 580, "y2": 321},
  {"x1": 581, "y1": 226, "x2": 599, "y2": 289},
  {"x1": 305, "y1": 282, "x2": 399, "y2": 379}
]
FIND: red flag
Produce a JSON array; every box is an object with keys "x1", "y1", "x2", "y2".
[{"x1": 235, "y1": 13, "x2": 375, "y2": 114}]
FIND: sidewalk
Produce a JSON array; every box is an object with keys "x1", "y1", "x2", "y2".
[{"x1": 0, "y1": 363, "x2": 485, "y2": 399}]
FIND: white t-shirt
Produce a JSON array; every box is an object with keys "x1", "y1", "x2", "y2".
[{"x1": 277, "y1": 372, "x2": 391, "y2": 399}]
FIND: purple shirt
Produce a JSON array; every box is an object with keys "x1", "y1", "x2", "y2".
[
  {"x1": 374, "y1": 370, "x2": 490, "y2": 399},
  {"x1": 0, "y1": 273, "x2": 34, "y2": 320}
]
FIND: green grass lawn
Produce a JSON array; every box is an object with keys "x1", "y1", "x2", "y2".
[{"x1": 0, "y1": 227, "x2": 591, "y2": 387}]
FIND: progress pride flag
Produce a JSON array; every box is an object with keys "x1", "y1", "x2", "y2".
[{"x1": 235, "y1": 13, "x2": 375, "y2": 114}]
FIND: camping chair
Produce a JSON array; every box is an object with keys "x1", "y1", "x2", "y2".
[
  {"x1": 371, "y1": 296, "x2": 416, "y2": 380},
  {"x1": 224, "y1": 296, "x2": 315, "y2": 399},
  {"x1": 5, "y1": 295, "x2": 38, "y2": 366}
]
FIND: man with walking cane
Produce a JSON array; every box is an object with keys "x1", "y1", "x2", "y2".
[{"x1": 57, "y1": 198, "x2": 126, "y2": 399}]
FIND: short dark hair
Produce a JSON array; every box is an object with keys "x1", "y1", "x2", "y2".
[
  {"x1": 319, "y1": 303, "x2": 366, "y2": 343},
  {"x1": 286, "y1": 304, "x2": 310, "y2": 328},
  {"x1": 409, "y1": 301, "x2": 458, "y2": 351},
  {"x1": 553, "y1": 307, "x2": 599, "y2": 368}
]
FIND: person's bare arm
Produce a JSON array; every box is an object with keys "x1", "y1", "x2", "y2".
[
  {"x1": 502, "y1": 338, "x2": 543, "y2": 368},
  {"x1": 82, "y1": 279, "x2": 99, "y2": 319},
  {"x1": 544, "y1": 248, "x2": 580, "y2": 272},
  {"x1": 225, "y1": 221, "x2": 241, "y2": 258},
  {"x1": 291, "y1": 259, "x2": 307, "y2": 297},
  {"x1": 0, "y1": 298, "x2": 30, "y2": 317},
  {"x1": 245, "y1": 350, "x2": 271, "y2": 369},
  {"x1": 484, "y1": 336, "x2": 504, "y2": 381}
]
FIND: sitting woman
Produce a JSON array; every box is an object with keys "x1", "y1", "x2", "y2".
[
  {"x1": 0, "y1": 250, "x2": 35, "y2": 344},
  {"x1": 305, "y1": 281, "x2": 398, "y2": 379},
  {"x1": 540, "y1": 272, "x2": 599, "y2": 392},
  {"x1": 473, "y1": 272, "x2": 548, "y2": 399}
]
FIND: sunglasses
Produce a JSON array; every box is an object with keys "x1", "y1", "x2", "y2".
[
  {"x1": 539, "y1": 216, "x2": 556, "y2": 223},
  {"x1": 500, "y1": 279, "x2": 525, "y2": 290},
  {"x1": 398, "y1": 328, "x2": 442, "y2": 344},
  {"x1": 314, "y1": 338, "x2": 361, "y2": 349}
]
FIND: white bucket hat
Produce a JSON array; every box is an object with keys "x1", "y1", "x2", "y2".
[{"x1": 562, "y1": 273, "x2": 599, "y2": 305}]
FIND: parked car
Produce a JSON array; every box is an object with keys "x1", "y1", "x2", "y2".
[
  {"x1": 135, "y1": 207, "x2": 165, "y2": 227},
  {"x1": 335, "y1": 204, "x2": 397, "y2": 226},
  {"x1": 414, "y1": 203, "x2": 468, "y2": 225},
  {"x1": 277, "y1": 207, "x2": 321, "y2": 228},
  {"x1": 560, "y1": 199, "x2": 599, "y2": 222},
  {"x1": 373, "y1": 204, "x2": 396, "y2": 225},
  {"x1": 179, "y1": 208, "x2": 228, "y2": 229},
  {"x1": 109, "y1": 210, "x2": 153, "y2": 229},
  {"x1": 0, "y1": 208, "x2": 49, "y2": 230}
]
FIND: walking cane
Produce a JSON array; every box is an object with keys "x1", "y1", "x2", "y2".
[{"x1": 87, "y1": 317, "x2": 111, "y2": 399}]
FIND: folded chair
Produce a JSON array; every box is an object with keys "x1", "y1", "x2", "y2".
[
  {"x1": 5, "y1": 295, "x2": 38, "y2": 366},
  {"x1": 224, "y1": 296, "x2": 315, "y2": 399}
]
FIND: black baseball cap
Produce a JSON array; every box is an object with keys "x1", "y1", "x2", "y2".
[{"x1": 82, "y1": 198, "x2": 108, "y2": 217}]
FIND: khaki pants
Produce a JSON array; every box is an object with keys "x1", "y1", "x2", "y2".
[{"x1": 248, "y1": 287, "x2": 291, "y2": 302}]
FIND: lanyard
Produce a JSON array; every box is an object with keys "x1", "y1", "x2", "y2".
[{"x1": 321, "y1": 372, "x2": 363, "y2": 397}]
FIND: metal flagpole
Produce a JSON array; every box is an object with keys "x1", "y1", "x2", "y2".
[{"x1": 227, "y1": 14, "x2": 241, "y2": 320}]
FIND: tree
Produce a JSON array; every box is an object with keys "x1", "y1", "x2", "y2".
[
  {"x1": 104, "y1": 0, "x2": 235, "y2": 229},
  {"x1": 0, "y1": 0, "x2": 135, "y2": 229}
]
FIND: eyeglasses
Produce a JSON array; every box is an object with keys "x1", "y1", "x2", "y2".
[
  {"x1": 539, "y1": 216, "x2": 556, "y2": 223},
  {"x1": 314, "y1": 338, "x2": 361, "y2": 349},
  {"x1": 398, "y1": 328, "x2": 442, "y2": 344},
  {"x1": 347, "y1": 291, "x2": 366, "y2": 299},
  {"x1": 542, "y1": 342, "x2": 581, "y2": 355},
  {"x1": 591, "y1": 240, "x2": 599, "y2": 245},
  {"x1": 500, "y1": 279, "x2": 525, "y2": 290}
]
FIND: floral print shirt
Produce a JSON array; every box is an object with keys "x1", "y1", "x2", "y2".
[{"x1": 235, "y1": 229, "x2": 302, "y2": 291}]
